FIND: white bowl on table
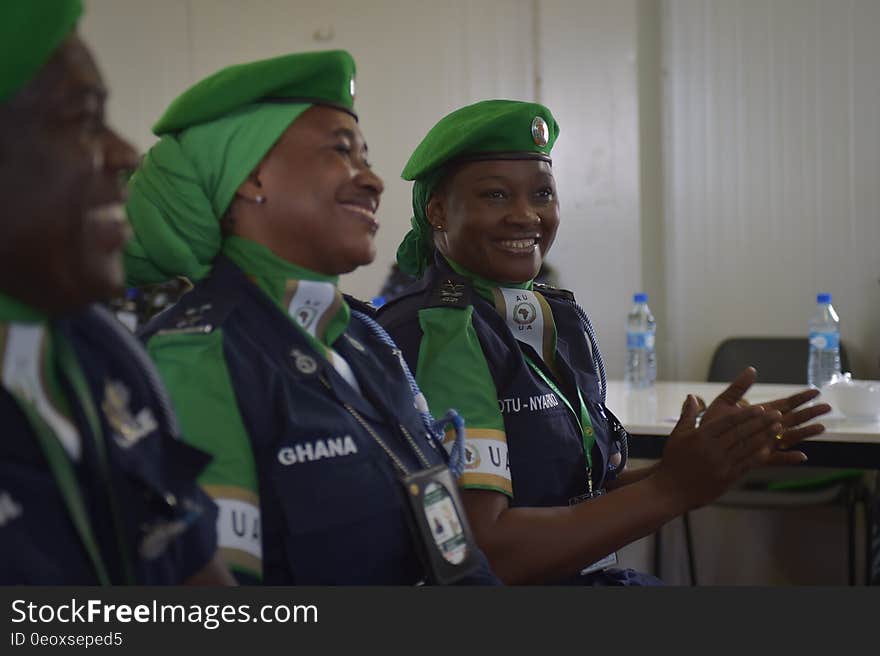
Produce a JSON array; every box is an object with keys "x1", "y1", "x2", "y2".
[{"x1": 822, "y1": 375, "x2": 880, "y2": 422}]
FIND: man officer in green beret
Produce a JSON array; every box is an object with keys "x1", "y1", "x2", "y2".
[{"x1": 0, "y1": 0, "x2": 233, "y2": 584}]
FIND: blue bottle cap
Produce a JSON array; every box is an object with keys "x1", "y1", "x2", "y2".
[
  {"x1": 633, "y1": 293, "x2": 648, "y2": 303},
  {"x1": 817, "y1": 293, "x2": 831, "y2": 304}
]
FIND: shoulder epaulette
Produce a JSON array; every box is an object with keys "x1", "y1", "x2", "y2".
[
  {"x1": 375, "y1": 275, "x2": 430, "y2": 311},
  {"x1": 426, "y1": 272, "x2": 473, "y2": 310},
  {"x1": 138, "y1": 287, "x2": 236, "y2": 340},
  {"x1": 533, "y1": 282, "x2": 575, "y2": 302}
]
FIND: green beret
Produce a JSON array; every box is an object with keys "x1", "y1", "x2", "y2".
[
  {"x1": 397, "y1": 99, "x2": 560, "y2": 277},
  {"x1": 402, "y1": 99, "x2": 558, "y2": 182},
  {"x1": 125, "y1": 49, "x2": 357, "y2": 286},
  {"x1": 153, "y1": 49, "x2": 357, "y2": 135},
  {"x1": 0, "y1": 0, "x2": 83, "y2": 103}
]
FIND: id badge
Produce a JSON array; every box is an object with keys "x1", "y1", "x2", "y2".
[
  {"x1": 402, "y1": 464, "x2": 481, "y2": 585},
  {"x1": 568, "y1": 489, "x2": 618, "y2": 575}
]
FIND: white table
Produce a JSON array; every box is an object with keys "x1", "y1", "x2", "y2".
[{"x1": 604, "y1": 381, "x2": 880, "y2": 468}]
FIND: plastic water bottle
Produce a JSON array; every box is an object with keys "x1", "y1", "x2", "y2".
[
  {"x1": 625, "y1": 293, "x2": 656, "y2": 388},
  {"x1": 807, "y1": 293, "x2": 841, "y2": 389}
]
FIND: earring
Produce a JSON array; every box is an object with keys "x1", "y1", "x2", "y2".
[
  {"x1": 255, "y1": 195, "x2": 266, "y2": 205},
  {"x1": 433, "y1": 224, "x2": 444, "y2": 231}
]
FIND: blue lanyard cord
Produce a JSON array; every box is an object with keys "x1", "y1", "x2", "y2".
[
  {"x1": 564, "y1": 300, "x2": 630, "y2": 475},
  {"x1": 438, "y1": 410, "x2": 466, "y2": 480},
  {"x1": 566, "y1": 300, "x2": 607, "y2": 404},
  {"x1": 351, "y1": 311, "x2": 466, "y2": 479}
]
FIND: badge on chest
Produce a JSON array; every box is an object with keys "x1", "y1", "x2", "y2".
[{"x1": 402, "y1": 465, "x2": 481, "y2": 585}]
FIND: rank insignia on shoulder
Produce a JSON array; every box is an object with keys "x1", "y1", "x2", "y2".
[
  {"x1": 428, "y1": 275, "x2": 472, "y2": 309},
  {"x1": 533, "y1": 283, "x2": 575, "y2": 302},
  {"x1": 102, "y1": 379, "x2": 159, "y2": 449},
  {"x1": 156, "y1": 303, "x2": 215, "y2": 336}
]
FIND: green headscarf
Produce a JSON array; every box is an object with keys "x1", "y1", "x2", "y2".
[
  {"x1": 395, "y1": 169, "x2": 446, "y2": 282},
  {"x1": 125, "y1": 102, "x2": 309, "y2": 285},
  {"x1": 0, "y1": 0, "x2": 82, "y2": 103},
  {"x1": 397, "y1": 99, "x2": 559, "y2": 277},
  {"x1": 124, "y1": 49, "x2": 357, "y2": 286}
]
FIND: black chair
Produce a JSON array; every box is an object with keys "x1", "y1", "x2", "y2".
[
  {"x1": 707, "y1": 337, "x2": 850, "y2": 385},
  {"x1": 697, "y1": 336, "x2": 869, "y2": 585}
]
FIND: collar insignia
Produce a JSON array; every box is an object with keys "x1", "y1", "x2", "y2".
[{"x1": 102, "y1": 379, "x2": 158, "y2": 449}]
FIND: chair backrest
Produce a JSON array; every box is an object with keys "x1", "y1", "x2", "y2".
[{"x1": 707, "y1": 337, "x2": 851, "y2": 384}]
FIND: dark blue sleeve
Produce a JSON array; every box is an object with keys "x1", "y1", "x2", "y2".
[{"x1": 174, "y1": 484, "x2": 220, "y2": 581}]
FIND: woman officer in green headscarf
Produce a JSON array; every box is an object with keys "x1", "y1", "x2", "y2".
[
  {"x1": 377, "y1": 99, "x2": 830, "y2": 585},
  {"x1": 126, "y1": 51, "x2": 498, "y2": 585}
]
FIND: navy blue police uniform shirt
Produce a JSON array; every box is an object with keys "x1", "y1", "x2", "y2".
[
  {"x1": 139, "y1": 256, "x2": 499, "y2": 585},
  {"x1": 0, "y1": 306, "x2": 218, "y2": 584}
]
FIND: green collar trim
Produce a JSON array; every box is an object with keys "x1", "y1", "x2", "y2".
[
  {"x1": 0, "y1": 293, "x2": 47, "y2": 323},
  {"x1": 442, "y1": 255, "x2": 532, "y2": 303},
  {"x1": 223, "y1": 236, "x2": 337, "y2": 303},
  {"x1": 222, "y1": 236, "x2": 348, "y2": 350}
]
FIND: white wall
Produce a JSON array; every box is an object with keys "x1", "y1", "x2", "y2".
[
  {"x1": 538, "y1": 0, "x2": 643, "y2": 379},
  {"x1": 661, "y1": 0, "x2": 880, "y2": 381},
  {"x1": 637, "y1": 0, "x2": 668, "y2": 377}
]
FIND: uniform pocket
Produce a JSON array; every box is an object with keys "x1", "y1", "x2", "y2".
[
  {"x1": 506, "y1": 408, "x2": 590, "y2": 507},
  {"x1": 270, "y1": 447, "x2": 402, "y2": 534},
  {"x1": 267, "y1": 446, "x2": 420, "y2": 583}
]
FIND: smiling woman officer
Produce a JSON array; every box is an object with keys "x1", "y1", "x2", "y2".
[
  {"x1": 377, "y1": 99, "x2": 831, "y2": 585},
  {"x1": 125, "y1": 51, "x2": 497, "y2": 585},
  {"x1": 0, "y1": 1, "x2": 231, "y2": 585}
]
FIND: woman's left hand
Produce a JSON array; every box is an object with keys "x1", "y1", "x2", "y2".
[{"x1": 699, "y1": 367, "x2": 831, "y2": 458}]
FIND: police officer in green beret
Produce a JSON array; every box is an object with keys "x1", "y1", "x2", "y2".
[
  {"x1": 0, "y1": 1, "x2": 233, "y2": 584},
  {"x1": 378, "y1": 99, "x2": 831, "y2": 584},
  {"x1": 126, "y1": 51, "x2": 499, "y2": 585}
]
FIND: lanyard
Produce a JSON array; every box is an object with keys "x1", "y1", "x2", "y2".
[
  {"x1": 3, "y1": 324, "x2": 134, "y2": 584},
  {"x1": 319, "y1": 375, "x2": 431, "y2": 478},
  {"x1": 523, "y1": 353, "x2": 595, "y2": 492},
  {"x1": 490, "y1": 287, "x2": 596, "y2": 492}
]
